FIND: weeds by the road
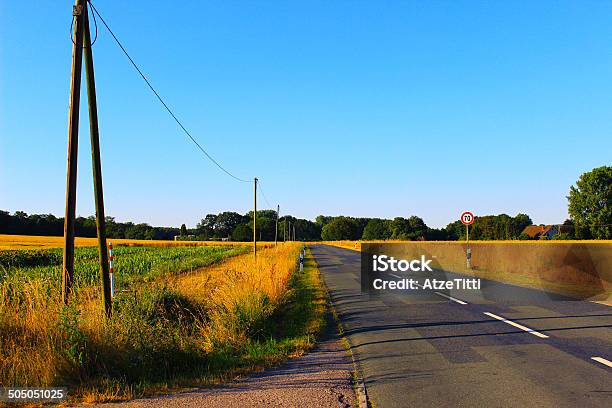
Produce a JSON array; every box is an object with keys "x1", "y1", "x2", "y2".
[{"x1": 0, "y1": 243, "x2": 327, "y2": 404}]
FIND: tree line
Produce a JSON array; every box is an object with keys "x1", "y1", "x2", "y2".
[
  {"x1": 0, "y1": 211, "x2": 180, "y2": 240},
  {"x1": 316, "y1": 213, "x2": 533, "y2": 241},
  {"x1": 1, "y1": 166, "x2": 609, "y2": 241},
  {"x1": 0, "y1": 210, "x2": 321, "y2": 241},
  {"x1": 0, "y1": 210, "x2": 557, "y2": 241},
  {"x1": 0, "y1": 210, "x2": 603, "y2": 241}
]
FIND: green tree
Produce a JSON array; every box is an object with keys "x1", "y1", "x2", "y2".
[
  {"x1": 321, "y1": 217, "x2": 360, "y2": 240},
  {"x1": 232, "y1": 223, "x2": 253, "y2": 241},
  {"x1": 408, "y1": 216, "x2": 428, "y2": 240},
  {"x1": 214, "y1": 212, "x2": 245, "y2": 238},
  {"x1": 315, "y1": 215, "x2": 333, "y2": 227},
  {"x1": 568, "y1": 166, "x2": 612, "y2": 239},
  {"x1": 362, "y1": 219, "x2": 391, "y2": 240},
  {"x1": 180, "y1": 224, "x2": 187, "y2": 236},
  {"x1": 511, "y1": 213, "x2": 532, "y2": 238}
]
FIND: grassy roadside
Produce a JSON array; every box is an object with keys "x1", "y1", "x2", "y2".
[{"x1": 0, "y1": 244, "x2": 329, "y2": 405}]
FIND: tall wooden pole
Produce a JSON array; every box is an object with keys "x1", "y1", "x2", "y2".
[
  {"x1": 253, "y1": 177, "x2": 257, "y2": 258},
  {"x1": 62, "y1": 0, "x2": 86, "y2": 305},
  {"x1": 275, "y1": 204, "x2": 279, "y2": 247},
  {"x1": 83, "y1": 2, "x2": 112, "y2": 318}
]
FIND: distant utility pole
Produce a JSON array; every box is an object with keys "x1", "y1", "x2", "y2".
[
  {"x1": 62, "y1": 0, "x2": 112, "y2": 318},
  {"x1": 253, "y1": 177, "x2": 257, "y2": 259},
  {"x1": 275, "y1": 204, "x2": 279, "y2": 246}
]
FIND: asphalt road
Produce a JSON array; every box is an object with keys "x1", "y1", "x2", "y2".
[{"x1": 311, "y1": 244, "x2": 612, "y2": 408}]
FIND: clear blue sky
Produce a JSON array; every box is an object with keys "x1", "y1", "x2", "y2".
[{"x1": 1, "y1": 1, "x2": 611, "y2": 228}]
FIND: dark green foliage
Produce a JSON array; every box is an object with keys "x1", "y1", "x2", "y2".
[
  {"x1": 362, "y1": 219, "x2": 392, "y2": 240},
  {"x1": 60, "y1": 306, "x2": 88, "y2": 368},
  {"x1": 232, "y1": 224, "x2": 253, "y2": 241},
  {"x1": 444, "y1": 213, "x2": 534, "y2": 241},
  {"x1": 321, "y1": 217, "x2": 361, "y2": 240},
  {"x1": 568, "y1": 166, "x2": 612, "y2": 239}
]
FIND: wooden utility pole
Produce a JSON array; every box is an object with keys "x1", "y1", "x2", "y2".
[
  {"x1": 62, "y1": 0, "x2": 86, "y2": 305},
  {"x1": 83, "y1": 3, "x2": 112, "y2": 318},
  {"x1": 253, "y1": 177, "x2": 257, "y2": 258},
  {"x1": 275, "y1": 204, "x2": 279, "y2": 246},
  {"x1": 62, "y1": 0, "x2": 112, "y2": 318}
]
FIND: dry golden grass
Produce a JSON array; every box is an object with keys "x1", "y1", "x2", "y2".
[
  {"x1": 0, "y1": 234, "x2": 275, "y2": 250},
  {"x1": 0, "y1": 242, "x2": 307, "y2": 403},
  {"x1": 171, "y1": 244, "x2": 302, "y2": 349}
]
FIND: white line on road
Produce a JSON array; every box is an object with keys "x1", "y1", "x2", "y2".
[
  {"x1": 391, "y1": 278, "x2": 468, "y2": 305},
  {"x1": 591, "y1": 357, "x2": 612, "y2": 368},
  {"x1": 434, "y1": 291, "x2": 468, "y2": 305},
  {"x1": 483, "y1": 312, "x2": 549, "y2": 339}
]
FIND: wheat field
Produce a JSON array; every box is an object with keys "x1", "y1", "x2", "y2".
[{"x1": 0, "y1": 234, "x2": 275, "y2": 250}]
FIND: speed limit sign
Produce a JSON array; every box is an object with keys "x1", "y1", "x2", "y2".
[{"x1": 460, "y1": 211, "x2": 474, "y2": 225}]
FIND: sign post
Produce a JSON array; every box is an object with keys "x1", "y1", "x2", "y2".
[{"x1": 460, "y1": 211, "x2": 474, "y2": 269}]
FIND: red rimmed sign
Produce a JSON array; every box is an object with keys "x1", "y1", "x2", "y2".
[{"x1": 460, "y1": 211, "x2": 474, "y2": 225}]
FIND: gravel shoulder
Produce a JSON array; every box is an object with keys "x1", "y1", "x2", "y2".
[{"x1": 79, "y1": 314, "x2": 356, "y2": 408}]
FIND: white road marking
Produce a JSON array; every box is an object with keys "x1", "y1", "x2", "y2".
[
  {"x1": 391, "y1": 278, "x2": 468, "y2": 304},
  {"x1": 483, "y1": 312, "x2": 549, "y2": 339},
  {"x1": 591, "y1": 357, "x2": 612, "y2": 368},
  {"x1": 434, "y1": 291, "x2": 468, "y2": 305}
]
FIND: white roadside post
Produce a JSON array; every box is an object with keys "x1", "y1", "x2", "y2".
[
  {"x1": 299, "y1": 249, "x2": 304, "y2": 272},
  {"x1": 460, "y1": 211, "x2": 474, "y2": 269},
  {"x1": 108, "y1": 242, "x2": 114, "y2": 299}
]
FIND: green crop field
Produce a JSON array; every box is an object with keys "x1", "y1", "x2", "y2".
[{"x1": 0, "y1": 245, "x2": 249, "y2": 295}]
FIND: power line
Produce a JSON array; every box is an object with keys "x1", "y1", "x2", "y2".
[
  {"x1": 257, "y1": 180, "x2": 273, "y2": 209},
  {"x1": 87, "y1": 0, "x2": 250, "y2": 183}
]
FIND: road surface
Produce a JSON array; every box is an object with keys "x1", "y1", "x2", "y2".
[{"x1": 311, "y1": 244, "x2": 611, "y2": 408}]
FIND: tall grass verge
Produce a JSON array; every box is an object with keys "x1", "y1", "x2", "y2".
[{"x1": 0, "y1": 243, "x2": 327, "y2": 404}]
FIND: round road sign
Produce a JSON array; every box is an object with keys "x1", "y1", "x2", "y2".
[{"x1": 460, "y1": 211, "x2": 474, "y2": 225}]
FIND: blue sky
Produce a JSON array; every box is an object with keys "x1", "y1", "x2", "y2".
[{"x1": 1, "y1": 1, "x2": 611, "y2": 228}]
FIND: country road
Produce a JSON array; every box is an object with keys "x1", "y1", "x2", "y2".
[{"x1": 311, "y1": 244, "x2": 612, "y2": 408}]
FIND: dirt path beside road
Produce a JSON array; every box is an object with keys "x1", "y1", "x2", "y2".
[{"x1": 84, "y1": 315, "x2": 356, "y2": 408}]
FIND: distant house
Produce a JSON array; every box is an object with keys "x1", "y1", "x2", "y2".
[
  {"x1": 174, "y1": 234, "x2": 197, "y2": 241},
  {"x1": 522, "y1": 225, "x2": 560, "y2": 240}
]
